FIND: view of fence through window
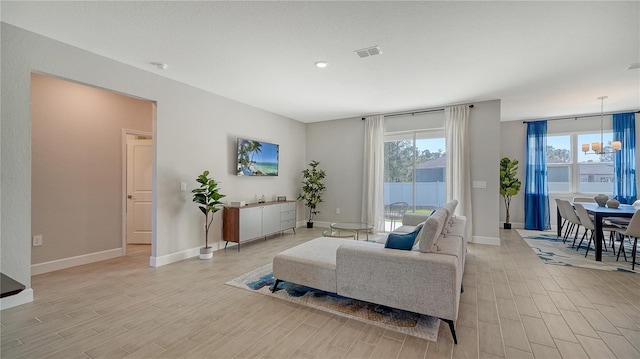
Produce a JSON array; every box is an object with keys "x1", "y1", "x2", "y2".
[
  {"x1": 547, "y1": 133, "x2": 614, "y2": 194},
  {"x1": 384, "y1": 131, "x2": 446, "y2": 230}
]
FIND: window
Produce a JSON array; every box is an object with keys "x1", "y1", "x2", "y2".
[
  {"x1": 384, "y1": 130, "x2": 445, "y2": 230},
  {"x1": 576, "y1": 133, "x2": 614, "y2": 193},
  {"x1": 547, "y1": 135, "x2": 571, "y2": 192},
  {"x1": 546, "y1": 132, "x2": 614, "y2": 194}
]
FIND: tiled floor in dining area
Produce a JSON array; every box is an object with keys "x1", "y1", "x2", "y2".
[{"x1": 1, "y1": 228, "x2": 639, "y2": 358}]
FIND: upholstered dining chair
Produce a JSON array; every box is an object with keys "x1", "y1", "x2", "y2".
[
  {"x1": 573, "y1": 202, "x2": 618, "y2": 257},
  {"x1": 556, "y1": 199, "x2": 582, "y2": 245},
  {"x1": 605, "y1": 199, "x2": 640, "y2": 228},
  {"x1": 614, "y1": 210, "x2": 640, "y2": 270},
  {"x1": 555, "y1": 198, "x2": 569, "y2": 239}
]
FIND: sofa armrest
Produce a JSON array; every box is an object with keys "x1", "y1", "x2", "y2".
[
  {"x1": 402, "y1": 213, "x2": 430, "y2": 226},
  {"x1": 336, "y1": 244, "x2": 460, "y2": 321}
]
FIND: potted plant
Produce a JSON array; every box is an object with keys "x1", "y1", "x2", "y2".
[
  {"x1": 192, "y1": 170, "x2": 225, "y2": 259},
  {"x1": 298, "y1": 160, "x2": 326, "y2": 228},
  {"x1": 499, "y1": 157, "x2": 521, "y2": 229}
]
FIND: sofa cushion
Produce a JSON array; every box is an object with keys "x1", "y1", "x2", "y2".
[
  {"x1": 401, "y1": 213, "x2": 431, "y2": 226},
  {"x1": 385, "y1": 230, "x2": 419, "y2": 250},
  {"x1": 417, "y1": 208, "x2": 448, "y2": 252},
  {"x1": 444, "y1": 200, "x2": 458, "y2": 227},
  {"x1": 273, "y1": 237, "x2": 344, "y2": 293},
  {"x1": 392, "y1": 225, "x2": 416, "y2": 234}
]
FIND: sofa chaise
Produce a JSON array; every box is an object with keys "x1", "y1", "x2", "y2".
[{"x1": 272, "y1": 200, "x2": 467, "y2": 343}]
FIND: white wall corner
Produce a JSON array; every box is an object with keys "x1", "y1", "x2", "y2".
[
  {"x1": 472, "y1": 236, "x2": 501, "y2": 246},
  {"x1": 1, "y1": 288, "x2": 34, "y2": 310},
  {"x1": 31, "y1": 248, "x2": 122, "y2": 275}
]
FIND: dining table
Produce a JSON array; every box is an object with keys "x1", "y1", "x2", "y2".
[{"x1": 578, "y1": 203, "x2": 637, "y2": 261}]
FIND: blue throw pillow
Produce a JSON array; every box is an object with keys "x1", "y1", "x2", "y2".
[{"x1": 385, "y1": 230, "x2": 419, "y2": 250}]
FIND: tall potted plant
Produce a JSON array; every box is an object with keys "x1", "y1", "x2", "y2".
[
  {"x1": 192, "y1": 171, "x2": 225, "y2": 259},
  {"x1": 499, "y1": 157, "x2": 521, "y2": 229},
  {"x1": 298, "y1": 160, "x2": 326, "y2": 228}
]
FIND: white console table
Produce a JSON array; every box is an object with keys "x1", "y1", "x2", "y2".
[{"x1": 223, "y1": 201, "x2": 296, "y2": 251}]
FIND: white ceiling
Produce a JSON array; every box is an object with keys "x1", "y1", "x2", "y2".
[{"x1": 2, "y1": 1, "x2": 639, "y2": 123}]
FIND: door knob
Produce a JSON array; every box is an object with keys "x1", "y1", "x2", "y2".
[{"x1": 127, "y1": 195, "x2": 133, "y2": 199}]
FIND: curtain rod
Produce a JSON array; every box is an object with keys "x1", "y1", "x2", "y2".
[
  {"x1": 522, "y1": 110, "x2": 640, "y2": 124},
  {"x1": 362, "y1": 104, "x2": 474, "y2": 120}
]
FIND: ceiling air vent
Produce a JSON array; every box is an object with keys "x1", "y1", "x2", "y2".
[{"x1": 355, "y1": 45, "x2": 382, "y2": 58}]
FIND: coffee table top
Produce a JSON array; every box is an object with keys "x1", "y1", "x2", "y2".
[{"x1": 330, "y1": 222, "x2": 374, "y2": 231}]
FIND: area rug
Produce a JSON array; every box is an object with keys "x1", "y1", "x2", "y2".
[
  {"x1": 226, "y1": 264, "x2": 440, "y2": 341},
  {"x1": 517, "y1": 229, "x2": 639, "y2": 274}
]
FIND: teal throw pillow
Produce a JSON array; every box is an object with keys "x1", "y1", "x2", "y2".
[{"x1": 385, "y1": 230, "x2": 419, "y2": 251}]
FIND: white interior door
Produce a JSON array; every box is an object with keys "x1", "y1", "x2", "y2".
[{"x1": 126, "y1": 139, "x2": 152, "y2": 244}]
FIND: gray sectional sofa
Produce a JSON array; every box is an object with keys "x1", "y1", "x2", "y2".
[{"x1": 272, "y1": 200, "x2": 467, "y2": 343}]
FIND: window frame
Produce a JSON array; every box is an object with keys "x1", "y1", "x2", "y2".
[
  {"x1": 383, "y1": 128, "x2": 445, "y2": 213},
  {"x1": 546, "y1": 130, "x2": 614, "y2": 195}
]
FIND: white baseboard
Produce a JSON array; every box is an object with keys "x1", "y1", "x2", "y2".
[
  {"x1": 297, "y1": 220, "x2": 330, "y2": 228},
  {"x1": 149, "y1": 240, "x2": 238, "y2": 267},
  {"x1": 150, "y1": 247, "x2": 199, "y2": 267},
  {"x1": 31, "y1": 248, "x2": 123, "y2": 275},
  {"x1": 472, "y1": 236, "x2": 500, "y2": 246},
  {"x1": 498, "y1": 222, "x2": 525, "y2": 229},
  {"x1": 1, "y1": 288, "x2": 34, "y2": 310},
  {"x1": 501, "y1": 222, "x2": 559, "y2": 231}
]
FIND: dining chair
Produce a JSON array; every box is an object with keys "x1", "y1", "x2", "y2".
[
  {"x1": 573, "y1": 202, "x2": 617, "y2": 257},
  {"x1": 605, "y1": 199, "x2": 640, "y2": 228},
  {"x1": 614, "y1": 210, "x2": 640, "y2": 270},
  {"x1": 555, "y1": 198, "x2": 568, "y2": 238},
  {"x1": 557, "y1": 199, "x2": 582, "y2": 245}
]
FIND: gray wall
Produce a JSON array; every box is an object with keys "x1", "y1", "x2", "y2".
[
  {"x1": 1, "y1": 23, "x2": 306, "y2": 296},
  {"x1": 305, "y1": 118, "x2": 365, "y2": 224},
  {"x1": 306, "y1": 100, "x2": 502, "y2": 243}
]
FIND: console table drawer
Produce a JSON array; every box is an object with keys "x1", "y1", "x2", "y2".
[
  {"x1": 281, "y1": 219, "x2": 296, "y2": 230},
  {"x1": 280, "y1": 202, "x2": 296, "y2": 212},
  {"x1": 281, "y1": 210, "x2": 295, "y2": 221}
]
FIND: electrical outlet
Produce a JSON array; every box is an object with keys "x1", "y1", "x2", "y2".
[
  {"x1": 336, "y1": 208, "x2": 341, "y2": 214},
  {"x1": 33, "y1": 235, "x2": 43, "y2": 246}
]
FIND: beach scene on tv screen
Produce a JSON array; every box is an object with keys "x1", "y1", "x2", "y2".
[{"x1": 237, "y1": 138, "x2": 279, "y2": 176}]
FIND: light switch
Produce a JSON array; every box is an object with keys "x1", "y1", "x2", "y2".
[
  {"x1": 472, "y1": 181, "x2": 487, "y2": 189},
  {"x1": 180, "y1": 181, "x2": 187, "y2": 191}
]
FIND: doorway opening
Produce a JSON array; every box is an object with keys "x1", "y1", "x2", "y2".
[{"x1": 31, "y1": 73, "x2": 155, "y2": 274}]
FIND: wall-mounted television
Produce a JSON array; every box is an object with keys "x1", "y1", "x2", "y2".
[{"x1": 236, "y1": 138, "x2": 279, "y2": 176}]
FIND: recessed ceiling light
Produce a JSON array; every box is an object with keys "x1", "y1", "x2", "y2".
[
  {"x1": 315, "y1": 61, "x2": 328, "y2": 68},
  {"x1": 627, "y1": 63, "x2": 640, "y2": 70},
  {"x1": 150, "y1": 62, "x2": 169, "y2": 70}
]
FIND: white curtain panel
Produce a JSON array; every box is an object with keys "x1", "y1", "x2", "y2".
[
  {"x1": 445, "y1": 105, "x2": 473, "y2": 241},
  {"x1": 362, "y1": 115, "x2": 385, "y2": 233}
]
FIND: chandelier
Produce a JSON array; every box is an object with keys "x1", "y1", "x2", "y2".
[{"x1": 581, "y1": 96, "x2": 622, "y2": 155}]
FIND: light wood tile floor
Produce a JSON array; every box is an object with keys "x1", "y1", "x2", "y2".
[{"x1": 1, "y1": 228, "x2": 640, "y2": 358}]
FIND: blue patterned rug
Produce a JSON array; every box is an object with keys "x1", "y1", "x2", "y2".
[
  {"x1": 517, "y1": 229, "x2": 639, "y2": 274},
  {"x1": 226, "y1": 264, "x2": 440, "y2": 341}
]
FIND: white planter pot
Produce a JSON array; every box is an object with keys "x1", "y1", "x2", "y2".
[{"x1": 199, "y1": 247, "x2": 214, "y2": 260}]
